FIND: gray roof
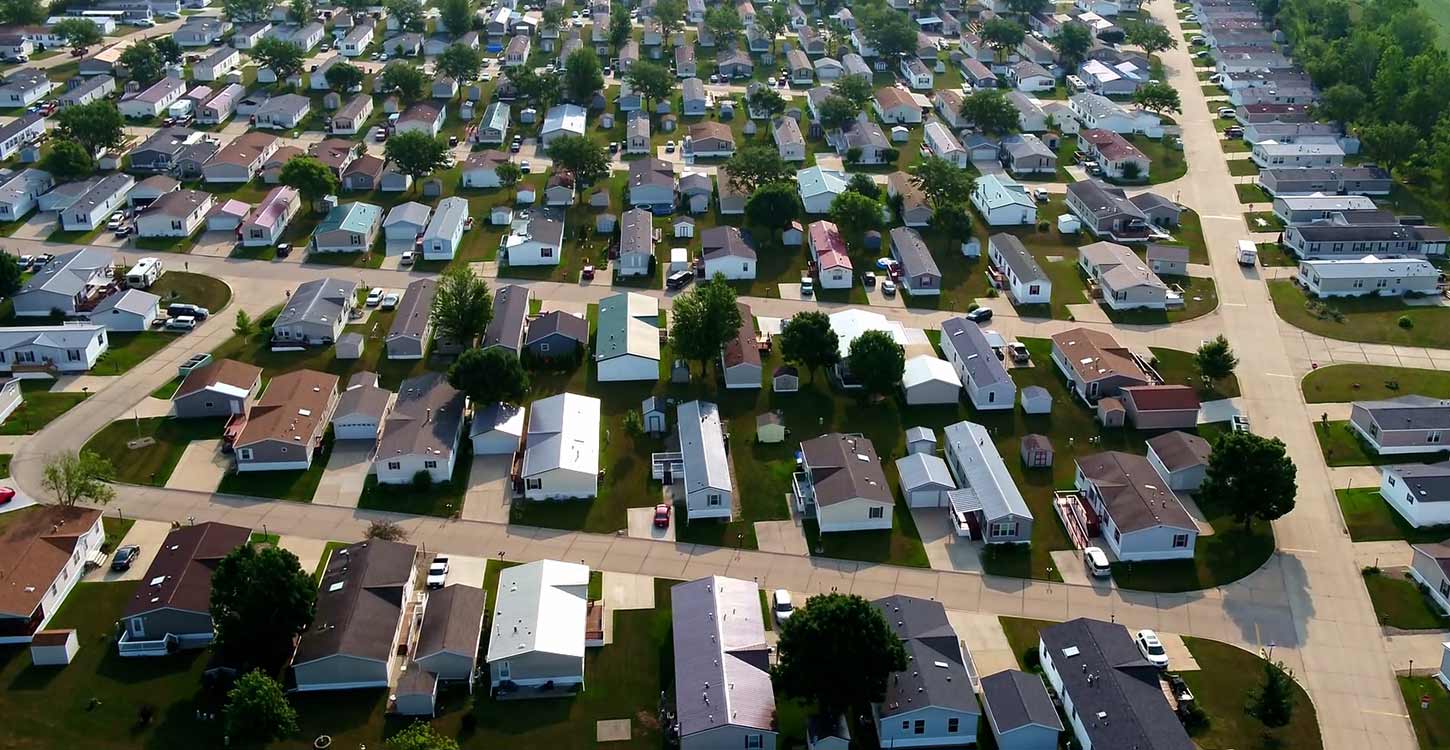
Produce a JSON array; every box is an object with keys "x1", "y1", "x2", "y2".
[
  {"x1": 896, "y1": 452, "x2": 955, "y2": 492},
  {"x1": 619, "y1": 208, "x2": 653, "y2": 257},
  {"x1": 1389, "y1": 462, "x2": 1450, "y2": 503},
  {"x1": 0, "y1": 112, "x2": 42, "y2": 144},
  {"x1": 198, "y1": 46, "x2": 238, "y2": 68},
  {"x1": 70, "y1": 174, "x2": 134, "y2": 217},
  {"x1": 415, "y1": 583, "x2": 486, "y2": 661},
  {"x1": 942, "y1": 421, "x2": 1031, "y2": 523},
  {"x1": 672, "y1": 577, "x2": 776, "y2": 737},
  {"x1": 276, "y1": 277, "x2": 358, "y2": 329},
  {"x1": 470, "y1": 402, "x2": 525, "y2": 439},
  {"x1": 377, "y1": 372, "x2": 465, "y2": 461},
  {"x1": 801, "y1": 433, "x2": 892, "y2": 508},
  {"x1": 1067, "y1": 179, "x2": 1147, "y2": 222},
  {"x1": 941, "y1": 317, "x2": 1010, "y2": 387},
  {"x1": 702, "y1": 225, "x2": 756, "y2": 262},
  {"x1": 1039, "y1": 618, "x2": 1195, "y2": 750},
  {"x1": 1147, "y1": 431, "x2": 1210, "y2": 472},
  {"x1": 905, "y1": 426, "x2": 935, "y2": 445},
  {"x1": 889, "y1": 226, "x2": 941, "y2": 280},
  {"x1": 22, "y1": 248, "x2": 112, "y2": 297},
  {"x1": 681, "y1": 77, "x2": 706, "y2": 102},
  {"x1": 482, "y1": 284, "x2": 530, "y2": 351},
  {"x1": 336, "y1": 379, "x2": 390, "y2": 420},
  {"x1": 92, "y1": 288, "x2": 158, "y2": 317},
  {"x1": 1075, "y1": 452, "x2": 1195, "y2": 533},
  {"x1": 525, "y1": 310, "x2": 588, "y2": 346},
  {"x1": 1001, "y1": 133, "x2": 1054, "y2": 160},
  {"x1": 629, "y1": 157, "x2": 676, "y2": 190},
  {"x1": 989, "y1": 233, "x2": 1047, "y2": 283},
  {"x1": 981, "y1": 670, "x2": 1064, "y2": 734},
  {"x1": 873, "y1": 595, "x2": 979, "y2": 718},
  {"x1": 293, "y1": 539, "x2": 418, "y2": 665},
  {"x1": 422, "y1": 196, "x2": 468, "y2": 243},
  {"x1": 1146, "y1": 243, "x2": 1190, "y2": 263},
  {"x1": 1356, "y1": 395, "x2": 1450, "y2": 430},
  {"x1": 387, "y1": 278, "x2": 435, "y2": 343},
  {"x1": 678, "y1": 400, "x2": 732, "y2": 499}
]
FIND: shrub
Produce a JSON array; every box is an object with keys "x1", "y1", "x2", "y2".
[
  {"x1": 967, "y1": 302, "x2": 980, "y2": 311},
  {"x1": 623, "y1": 409, "x2": 644, "y2": 436},
  {"x1": 412, "y1": 470, "x2": 433, "y2": 491},
  {"x1": 1180, "y1": 702, "x2": 1210, "y2": 734},
  {"x1": 1398, "y1": 315, "x2": 1414, "y2": 329},
  {"x1": 1022, "y1": 647, "x2": 1040, "y2": 669},
  {"x1": 986, "y1": 288, "x2": 999, "y2": 298}
]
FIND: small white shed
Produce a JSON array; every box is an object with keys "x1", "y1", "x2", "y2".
[
  {"x1": 905, "y1": 426, "x2": 936, "y2": 455},
  {"x1": 757, "y1": 411, "x2": 786, "y2": 443},
  {"x1": 896, "y1": 452, "x2": 956, "y2": 508},
  {"x1": 902, "y1": 355, "x2": 962, "y2": 405},
  {"x1": 29, "y1": 629, "x2": 78, "y2": 666},
  {"x1": 471, "y1": 403, "x2": 526, "y2": 455},
  {"x1": 642, "y1": 396, "x2": 667, "y2": 435},
  {"x1": 336, "y1": 332, "x2": 365, "y2": 360},
  {"x1": 1020, "y1": 385, "x2": 1052, "y2": 415}
]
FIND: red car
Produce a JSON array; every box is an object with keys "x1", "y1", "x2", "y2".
[
  {"x1": 0, "y1": 487, "x2": 15, "y2": 505},
  {"x1": 652, "y1": 503, "x2": 671, "y2": 528},
  {"x1": 581, "y1": 265, "x2": 596, "y2": 281}
]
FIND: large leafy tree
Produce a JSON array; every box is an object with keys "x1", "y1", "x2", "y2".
[
  {"x1": 385, "y1": 0, "x2": 426, "y2": 32},
  {"x1": 251, "y1": 38, "x2": 307, "y2": 83},
  {"x1": 225, "y1": 671, "x2": 298, "y2": 743},
  {"x1": 980, "y1": 18, "x2": 1026, "y2": 53},
  {"x1": 118, "y1": 41, "x2": 165, "y2": 86},
  {"x1": 430, "y1": 265, "x2": 493, "y2": 347},
  {"x1": 546, "y1": 135, "x2": 610, "y2": 184},
  {"x1": 1052, "y1": 21, "x2": 1094, "y2": 70},
  {"x1": 40, "y1": 140, "x2": 94, "y2": 181},
  {"x1": 1315, "y1": 83, "x2": 1366, "y2": 127},
  {"x1": 610, "y1": 5, "x2": 633, "y2": 50},
  {"x1": 439, "y1": 43, "x2": 483, "y2": 83},
  {"x1": 778, "y1": 311, "x2": 840, "y2": 382},
  {"x1": 747, "y1": 86, "x2": 787, "y2": 118},
  {"x1": 1125, "y1": 20, "x2": 1176, "y2": 54},
  {"x1": 831, "y1": 74, "x2": 874, "y2": 109},
  {"x1": 669, "y1": 275, "x2": 744, "y2": 374},
  {"x1": 0, "y1": 253, "x2": 20, "y2": 298},
  {"x1": 565, "y1": 47, "x2": 604, "y2": 103},
  {"x1": 959, "y1": 89, "x2": 1021, "y2": 135},
  {"x1": 279, "y1": 156, "x2": 340, "y2": 212},
  {"x1": 42, "y1": 451, "x2": 114, "y2": 507},
  {"x1": 1132, "y1": 81, "x2": 1182, "y2": 114},
  {"x1": 223, "y1": 0, "x2": 274, "y2": 23},
  {"x1": 860, "y1": 4, "x2": 917, "y2": 60},
  {"x1": 724, "y1": 144, "x2": 792, "y2": 193},
  {"x1": 828, "y1": 190, "x2": 886, "y2": 248},
  {"x1": 210, "y1": 544, "x2": 316, "y2": 669},
  {"x1": 704, "y1": 6, "x2": 743, "y2": 46},
  {"x1": 1358, "y1": 121, "x2": 1422, "y2": 173},
  {"x1": 847, "y1": 329, "x2": 905, "y2": 398},
  {"x1": 655, "y1": 0, "x2": 685, "y2": 38},
  {"x1": 0, "y1": 0, "x2": 45, "y2": 25},
  {"x1": 626, "y1": 61, "x2": 675, "y2": 111},
  {"x1": 910, "y1": 157, "x2": 973, "y2": 210},
  {"x1": 440, "y1": 0, "x2": 472, "y2": 36},
  {"x1": 385, "y1": 131, "x2": 451, "y2": 184},
  {"x1": 324, "y1": 61, "x2": 365, "y2": 92},
  {"x1": 745, "y1": 181, "x2": 800, "y2": 229},
  {"x1": 54, "y1": 100, "x2": 124, "y2": 158},
  {"x1": 448, "y1": 348, "x2": 531, "y2": 405},
  {"x1": 756, "y1": 3, "x2": 788, "y2": 54},
  {"x1": 1006, "y1": 0, "x2": 1049, "y2": 18},
  {"x1": 380, "y1": 61, "x2": 429, "y2": 103},
  {"x1": 153, "y1": 37, "x2": 183, "y2": 65},
  {"x1": 1249, "y1": 661, "x2": 1295, "y2": 727},
  {"x1": 774, "y1": 593, "x2": 907, "y2": 717},
  {"x1": 1199, "y1": 431, "x2": 1297, "y2": 532},
  {"x1": 53, "y1": 18, "x2": 102, "y2": 49},
  {"x1": 510, "y1": 68, "x2": 562, "y2": 111},
  {"x1": 817, "y1": 94, "x2": 859, "y2": 131},
  {"x1": 846, "y1": 173, "x2": 880, "y2": 200},
  {"x1": 387, "y1": 722, "x2": 460, "y2": 750},
  {"x1": 1195, "y1": 335, "x2": 1238, "y2": 387},
  {"x1": 289, "y1": 0, "x2": 314, "y2": 24}
]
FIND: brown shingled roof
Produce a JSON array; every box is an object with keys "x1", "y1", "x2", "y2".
[
  {"x1": 123, "y1": 522, "x2": 250, "y2": 618},
  {"x1": 0, "y1": 506, "x2": 101, "y2": 619}
]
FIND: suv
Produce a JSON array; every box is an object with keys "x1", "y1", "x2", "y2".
[
  {"x1": 167, "y1": 303, "x2": 210, "y2": 320},
  {"x1": 1084, "y1": 546, "x2": 1111, "y2": 578},
  {"x1": 666, "y1": 270, "x2": 694, "y2": 290}
]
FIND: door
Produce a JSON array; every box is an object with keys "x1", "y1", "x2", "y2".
[
  {"x1": 128, "y1": 617, "x2": 145, "y2": 638},
  {"x1": 498, "y1": 661, "x2": 511, "y2": 680}
]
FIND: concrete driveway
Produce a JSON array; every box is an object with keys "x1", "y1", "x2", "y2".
[
  {"x1": 461, "y1": 455, "x2": 511, "y2": 523},
  {"x1": 277, "y1": 535, "x2": 328, "y2": 576},
  {"x1": 313, "y1": 441, "x2": 374, "y2": 508},
  {"x1": 912, "y1": 508, "x2": 983, "y2": 573},
  {"x1": 626, "y1": 505, "x2": 675, "y2": 542},
  {"x1": 85, "y1": 519, "x2": 172, "y2": 582},
  {"x1": 441, "y1": 554, "x2": 488, "y2": 587},
  {"x1": 947, "y1": 610, "x2": 1019, "y2": 683},
  {"x1": 601, "y1": 572, "x2": 654, "y2": 610},
  {"x1": 164, "y1": 439, "x2": 229, "y2": 492}
]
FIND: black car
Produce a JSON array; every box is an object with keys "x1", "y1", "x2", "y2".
[
  {"x1": 965, "y1": 307, "x2": 993, "y2": 323},
  {"x1": 111, "y1": 545, "x2": 140, "y2": 572}
]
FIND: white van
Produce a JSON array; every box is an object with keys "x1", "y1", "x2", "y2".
[
  {"x1": 1236, "y1": 240, "x2": 1258, "y2": 266},
  {"x1": 126, "y1": 257, "x2": 163, "y2": 289},
  {"x1": 1084, "y1": 546, "x2": 1112, "y2": 578}
]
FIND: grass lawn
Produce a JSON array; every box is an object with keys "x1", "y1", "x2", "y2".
[
  {"x1": 1110, "y1": 496, "x2": 1275, "y2": 593},
  {"x1": 1363, "y1": 568, "x2": 1448, "y2": 630},
  {"x1": 1103, "y1": 275, "x2": 1219, "y2": 326},
  {"x1": 1236, "y1": 183, "x2": 1273, "y2": 204},
  {"x1": 1338, "y1": 488, "x2": 1450, "y2": 543},
  {"x1": 999, "y1": 616, "x2": 1054, "y2": 668},
  {"x1": 102, "y1": 515, "x2": 134, "y2": 552},
  {"x1": 0, "y1": 380, "x2": 90, "y2": 435},
  {"x1": 216, "y1": 429, "x2": 334, "y2": 502},
  {"x1": 149, "y1": 271, "x2": 233, "y2": 313},
  {"x1": 1312, "y1": 420, "x2": 1446, "y2": 467},
  {"x1": 1179, "y1": 637, "x2": 1324, "y2": 750},
  {"x1": 1269, "y1": 279, "x2": 1450, "y2": 349},
  {"x1": 82, "y1": 417, "x2": 226, "y2": 486},
  {"x1": 1227, "y1": 159, "x2": 1260, "y2": 177},
  {"x1": 1302, "y1": 364, "x2": 1450, "y2": 403},
  {"x1": 356, "y1": 436, "x2": 473, "y2": 517},
  {"x1": 91, "y1": 332, "x2": 184, "y2": 376},
  {"x1": 1244, "y1": 211, "x2": 1285, "y2": 231},
  {"x1": 1150, "y1": 346, "x2": 1242, "y2": 400},
  {"x1": 0, "y1": 582, "x2": 217, "y2": 750},
  {"x1": 1165, "y1": 208, "x2": 1212, "y2": 265},
  {"x1": 0, "y1": 452, "x2": 8, "y2": 479},
  {"x1": 1401, "y1": 675, "x2": 1450, "y2": 749},
  {"x1": 802, "y1": 499, "x2": 931, "y2": 568},
  {"x1": 1257, "y1": 242, "x2": 1299, "y2": 267},
  {"x1": 151, "y1": 377, "x2": 182, "y2": 399}
]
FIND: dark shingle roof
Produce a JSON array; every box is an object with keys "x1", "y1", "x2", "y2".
[
  {"x1": 981, "y1": 669, "x2": 1063, "y2": 733},
  {"x1": 873, "y1": 595, "x2": 979, "y2": 718}
]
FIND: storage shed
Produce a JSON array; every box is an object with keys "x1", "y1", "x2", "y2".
[
  {"x1": 906, "y1": 426, "x2": 937, "y2": 455},
  {"x1": 1020, "y1": 434, "x2": 1052, "y2": 468},
  {"x1": 471, "y1": 403, "x2": 527, "y2": 455},
  {"x1": 1097, "y1": 397, "x2": 1126, "y2": 427},
  {"x1": 1020, "y1": 385, "x2": 1052, "y2": 415},
  {"x1": 897, "y1": 452, "x2": 957, "y2": 507},
  {"x1": 29, "y1": 629, "x2": 78, "y2": 666},
  {"x1": 772, "y1": 365, "x2": 799, "y2": 393},
  {"x1": 336, "y1": 332, "x2": 365, "y2": 360},
  {"x1": 756, "y1": 411, "x2": 786, "y2": 443},
  {"x1": 642, "y1": 396, "x2": 667, "y2": 435}
]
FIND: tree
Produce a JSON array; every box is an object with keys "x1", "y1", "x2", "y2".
[
  {"x1": 705, "y1": 6, "x2": 743, "y2": 46},
  {"x1": 510, "y1": 68, "x2": 562, "y2": 111},
  {"x1": 437, "y1": 44, "x2": 482, "y2": 85},
  {"x1": 846, "y1": 173, "x2": 880, "y2": 200},
  {"x1": 1132, "y1": 81, "x2": 1182, "y2": 114},
  {"x1": 565, "y1": 47, "x2": 604, "y2": 103},
  {"x1": 53, "y1": 18, "x2": 102, "y2": 49},
  {"x1": 385, "y1": 131, "x2": 451, "y2": 184},
  {"x1": 366, "y1": 519, "x2": 408, "y2": 541},
  {"x1": 251, "y1": 38, "x2": 307, "y2": 83},
  {"x1": 1359, "y1": 121, "x2": 1422, "y2": 173},
  {"x1": 1052, "y1": 21, "x2": 1094, "y2": 70},
  {"x1": 724, "y1": 144, "x2": 792, "y2": 193},
  {"x1": 152, "y1": 37, "x2": 183, "y2": 65},
  {"x1": 1199, "y1": 431, "x2": 1297, "y2": 532},
  {"x1": 832, "y1": 74, "x2": 874, "y2": 108},
  {"x1": 1195, "y1": 335, "x2": 1238, "y2": 386},
  {"x1": 610, "y1": 5, "x2": 632, "y2": 50},
  {"x1": 774, "y1": 593, "x2": 907, "y2": 717},
  {"x1": 747, "y1": 86, "x2": 787, "y2": 118},
  {"x1": 756, "y1": 3, "x2": 788, "y2": 54},
  {"x1": 0, "y1": 254, "x2": 19, "y2": 298},
  {"x1": 817, "y1": 94, "x2": 859, "y2": 131},
  {"x1": 118, "y1": 41, "x2": 164, "y2": 86},
  {"x1": 324, "y1": 61, "x2": 365, "y2": 92},
  {"x1": 669, "y1": 275, "x2": 743, "y2": 374},
  {"x1": 745, "y1": 181, "x2": 800, "y2": 228},
  {"x1": 959, "y1": 89, "x2": 1021, "y2": 135},
  {"x1": 0, "y1": 0, "x2": 45, "y2": 26},
  {"x1": 980, "y1": 18, "x2": 1026, "y2": 53},
  {"x1": 778, "y1": 311, "x2": 840, "y2": 382},
  {"x1": 828, "y1": 190, "x2": 886, "y2": 246},
  {"x1": 233, "y1": 310, "x2": 255, "y2": 337},
  {"x1": 210, "y1": 544, "x2": 315, "y2": 668},
  {"x1": 546, "y1": 135, "x2": 610, "y2": 184},
  {"x1": 42, "y1": 451, "x2": 114, "y2": 507},
  {"x1": 449, "y1": 348, "x2": 531, "y2": 405},
  {"x1": 280, "y1": 156, "x2": 340, "y2": 212},
  {"x1": 1248, "y1": 660, "x2": 1295, "y2": 727},
  {"x1": 430, "y1": 265, "x2": 493, "y2": 347},
  {"x1": 39, "y1": 140, "x2": 94, "y2": 181},
  {"x1": 861, "y1": 5, "x2": 917, "y2": 60},
  {"x1": 626, "y1": 61, "x2": 675, "y2": 111},
  {"x1": 385, "y1": 0, "x2": 426, "y2": 32},
  {"x1": 225, "y1": 671, "x2": 298, "y2": 743},
  {"x1": 931, "y1": 204, "x2": 972, "y2": 237},
  {"x1": 288, "y1": 0, "x2": 314, "y2": 24},
  {"x1": 387, "y1": 722, "x2": 460, "y2": 750},
  {"x1": 910, "y1": 156, "x2": 973, "y2": 209},
  {"x1": 380, "y1": 61, "x2": 429, "y2": 103},
  {"x1": 1315, "y1": 83, "x2": 1366, "y2": 126},
  {"x1": 655, "y1": 0, "x2": 685, "y2": 38},
  {"x1": 1125, "y1": 20, "x2": 1176, "y2": 54},
  {"x1": 1005, "y1": 0, "x2": 1048, "y2": 18},
  {"x1": 439, "y1": 0, "x2": 472, "y2": 35},
  {"x1": 223, "y1": 0, "x2": 274, "y2": 23},
  {"x1": 847, "y1": 329, "x2": 905, "y2": 398},
  {"x1": 495, "y1": 161, "x2": 523, "y2": 196}
]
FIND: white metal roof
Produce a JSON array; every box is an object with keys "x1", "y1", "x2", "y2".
[{"x1": 485, "y1": 560, "x2": 589, "y2": 663}]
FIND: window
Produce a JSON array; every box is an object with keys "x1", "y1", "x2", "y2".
[
  {"x1": 425, "y1": 460, "x2": 438, "y2": 469},
  {"x1": 708, "y1": 494, "x2": 721, "y2": 506},
  {"x1": 1113, "y1": 527, "x2": 1121, "y2": 543},
  {"x1": 67, "y1": 349, "x2": 81, "y2": 361},
  {"x1": 990, "y1": 522, "x2": 1018, "y2": 538},
  {"x1": 1172, "y1": 533, "x2": 1189, "y2": 548},
  {"x1": 542, "y1": 246, "x2": 554, "y2": 257},
  {"x1": 1441, "y1": 580, "x2": 1449, "y2": 599},
  {"x1": 868, "y1": 506, "x2": 884, "y2": 519},
  {"x1": 1389, "y1": 476, "x2": 1398, "y2": 487},
  {"x1": 745, "y1": 736, "x2": 763, "y2": 750},
  {"x1": 901, "y1": 721, "x2": 909, "y2": 730},
  {"x1": 540, "y1": 342, "x2": 551, "y2": 352},
  {"x1": 388, "y1": 461, "x2": 401, "y2": 471},
  {"x1": 913, "y1": 720, "x2": 925, "y2": 735},
  {"x1": 204, "y1": 401, "x2": 214, "y2": 408},
  {"x1": 947, "y1": 718, "x2": 959, "y2": 733},
  {"x1": 1432, "y1": 432, "x2": 1443, "y2": 444},
  {"x1": 526, "y1": 477, "x2": 543, "y2": 490},
  {"x1": 238, "y1": 448, "x2": 253, "y2": 460}
]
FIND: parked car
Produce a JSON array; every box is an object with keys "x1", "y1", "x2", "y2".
[
  {"x1": 1167, "y1": 673, "x2": 1194, "y2": 705},
  {"x1": 427, "y1": 556, "x2": 449, "y2": 589},
  {"x1": 652, "y1": 503, "x2": 670, "y2": 528},
  {"x1": 1232, "y1": 414, "x2": 1251, "y2": 433},
  {"x1": 165, "y1": 315, "x2": 197, "y2": 331},
  {"x1": 1135, "y1": 629, "x2": 1170, "y2": 669},
  {"x1": 167, "y1": 303, "x2": 209, "y2": 320},
  {"x1": 1007, "y1": 342, "x2": 1030, "y2": 363},
  {"x1": 178, "y1": 352, "x2": 212, "y2": 376},
  {"x1": 276, "y1": 243, "x2": 292, "y2": 257},
  {"x1": 380, "y1": 293, "x2": 400, "y2": 310},
  {"x1": 0, "y1": 486, "x2": 13, "y2": 505},
  {"x1": 880, "y1": 279, "x2": 897, "y2": 297},
  {"x1": 666, "y1": 269, "x2": 694, "y2": 290},
  {"x1": 772, "y1": 589, "x2": 794, "y2": 622},
  {"x1": 399, "y1": 251, "x2": 416, "y2": 267},
  {"x1": 1083, "y1": 546, "x2": 1111, "y2": 578},
  {"x1": 664, "y1": 140, "x2": 676, "y2": 153},
  {"x1": 965, "y1": 307, "x2": 993, "y2": 323},
  {"x1": 799, "y1": 274, "x2": 814, "y2": 296},
  {"x1": 365, "y1": 288, "x2": 384, "y2": 307},
  {"x1": 1217, "y1": 107, "x2": 1236, "y2": 119},
  {"x1": 111, "y1": 545, "x2": 141, "y2": 571}
]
